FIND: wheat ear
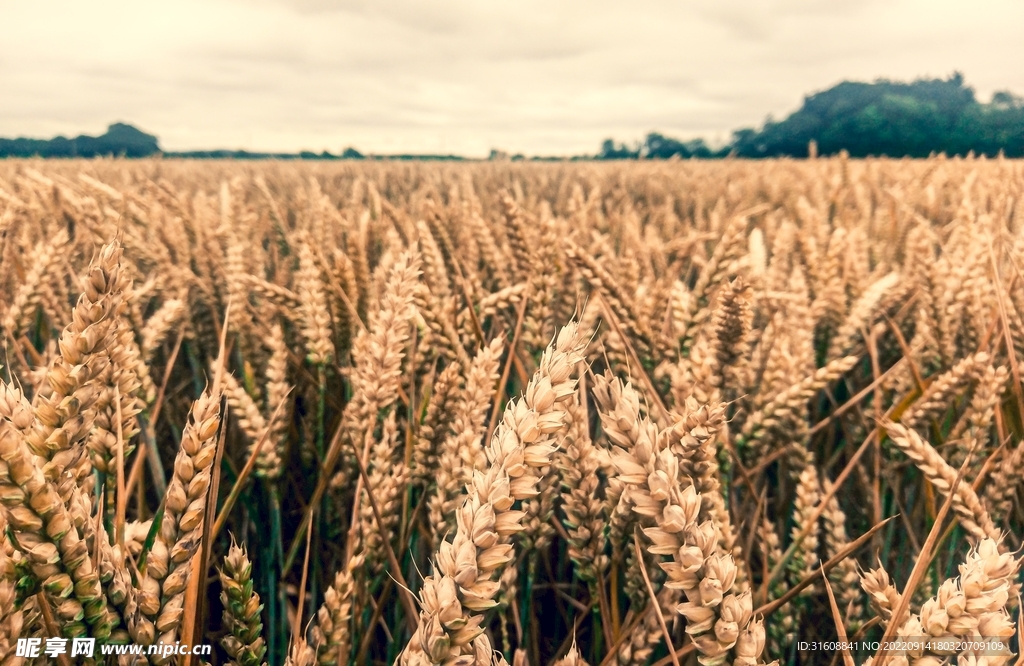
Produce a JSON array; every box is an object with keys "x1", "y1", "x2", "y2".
[
  {"x1": 985, "y1": 440, "x2": 1024, "y2": 523},
  {"x1": 28, "y1": 240, "x2": 130, "y2": 480},
  {"x1": 862, "y1": 539, "x2": 1019, "y2": 666},
  {"x1": 0, "y1": 413, "x2": 111, "y2": 639},
  {"x1": 240, "y1": 274, "x2": 302, "y2": 311},
  {"x1": 883, "y1": 421, "x2": 999, "y2": 542},
  {"x1": 219, "y1": 539, "x2": 268, "y2": 666},
  {"x1": 224, "y1": 372, "x2": 268, "y2": 446},
  {"x1": 141, "y1": 297, "x2": 186, "y2": 362},
  {"x1": 900, "y1": 352, "x2": 988, "y2": 430},
  {"x1": 398, "y1": 319, "x2": 588, "y2": 665},
  {"x1": 330, "y1": 251, "x2": 420, "y2": 490},
  {"x1": 610, "y1": 383, "x2": 773, "y2": 666},
  {"x1": 429, "y1": 338, "x2": 504, "y2": 544},
  {"x1": 553, "y1": 641, "x2": 590, "y2": 666},
  {"x1": 142, "y1": 389, "x2": 221, "y2": 650},
  {"x1": 557, "y1": 392, "x2": 609, "y2": 594},
  {"x1": 296, "y1": 240, "x2": 335, "y2": 365},
  {"x1": 309, "y1": 555, "x2": 361, "y2": 666},
  {"x1": 413, "y1": 362, "x2": 462, "y2": 487},
  {"x1": 820, "y1": 479, "x2": 865, "y2": 632},
  {"x1": 260, "y1": 321, "x2": 290, "y2": 480},
  {"x1": 1, "y1": 229, "x2": 68, "y2": 337},
  {"x1": 0, "y1": 510, "x2": 25, "y2": 663}
]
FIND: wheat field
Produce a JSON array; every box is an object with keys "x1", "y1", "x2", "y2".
[{"x1": 0, "y1": 156, "x2": 1023, "y2": 666}]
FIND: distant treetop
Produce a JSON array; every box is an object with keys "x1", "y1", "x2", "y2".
[
  {"x1": 728, "y1": 73, "x2": 1024, "y2": 158},
  {"x1": 597, "y1": 73, "x2": 1024, "y2": 159},
  {"x1": 0, "y1": 122, "x2": 160, "y2": 158}
]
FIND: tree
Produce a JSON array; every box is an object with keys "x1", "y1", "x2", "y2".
[
  {"x1": 0, "y1": 122, "x2": 160, "y2": 158},
  {"x1": 640, "y1": 133, "x2": 714, "y2": 159},
  {"x1": 597, "y1": 139, "x2": 638, "y2": 159},
  {"x1": 730, "y1": 74, "x2": 1024, "y2": 158}
]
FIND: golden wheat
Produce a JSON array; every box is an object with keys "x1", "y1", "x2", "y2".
[{"x1": 0, "y1": 157, "x2": 1021, "y2": 666}]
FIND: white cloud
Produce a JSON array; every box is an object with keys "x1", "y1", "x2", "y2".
[{"x1": 1, "y1": 0, "x2": 1021, "y2": 156}]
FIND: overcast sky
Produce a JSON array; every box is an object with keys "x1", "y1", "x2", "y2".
[{"x1": 1, "y1": 0, "x2": 1022, "y2": 157}]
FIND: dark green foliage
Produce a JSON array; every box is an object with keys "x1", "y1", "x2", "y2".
[
  {"x1": 598, "y1": 74, "x2": 1024, "y2": 160},
  {"x1": 640, "y1": 132, "x2": 715, "y2": 159},
  {"x1": 0, "y1": 122, "x2": 160, "y2": 158},
  {"x1": 597, "y1": 134, "x2": 717, "y2": 159},
  {"x1": 731, "y1": 73, "x2": 1024, "y2": 158},
  {"x1": 597, "y1": 138, "x2": 640, "y2": 159}
]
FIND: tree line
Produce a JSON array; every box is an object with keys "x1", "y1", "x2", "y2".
[
  {"x1": 597, "y1": 73, "x2": 1024, "y2": 159},
  {"x1": 0, "y1": 123, "x2": 161, "y2": 158}
]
